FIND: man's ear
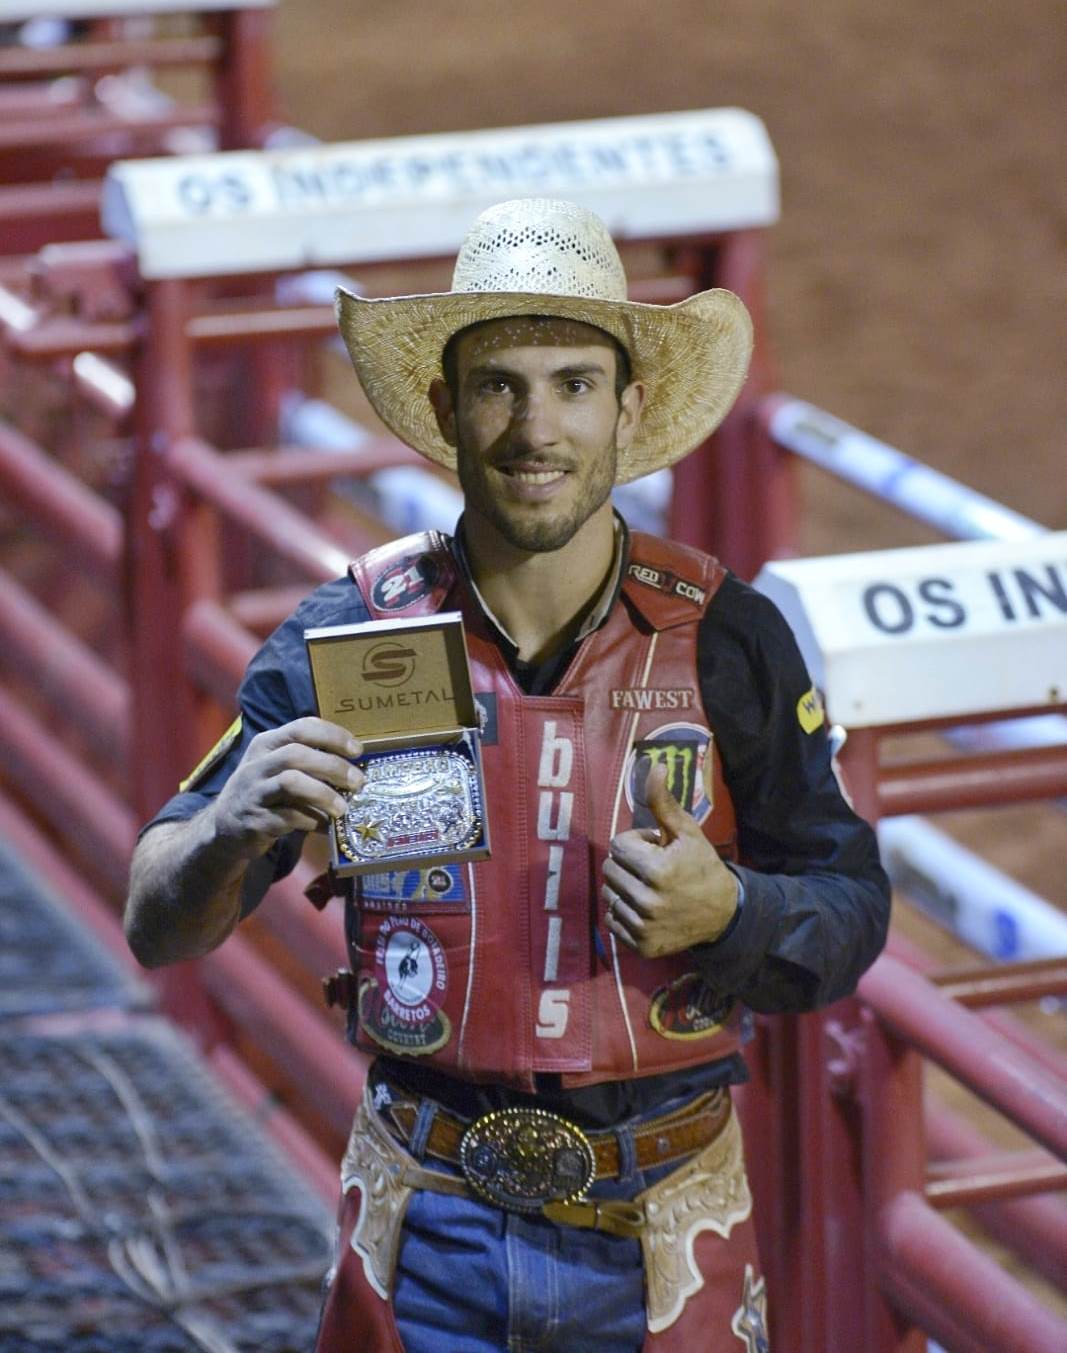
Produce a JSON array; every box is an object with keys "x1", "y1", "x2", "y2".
[
  {"x1": 615, "y1": 380, "x2": 646, "y2": 452},
  {"x1": 428, "y1": 378, "x2": 458, "y2": 447}
]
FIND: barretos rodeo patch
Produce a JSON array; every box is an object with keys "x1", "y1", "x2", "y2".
[
  {"x1": 357, "y1": 915, "x2": 451, "y2": 1055},
  {"x1": 370, "y1": 554, "x2": 440, "y2": 611},
  {"x1": 623, "y1": 721, "x2": 715, "y2": 829},
  {"x1": 649, "y1": 972, "x2": 734, "y2": 1040},
  {"x1": 359, "y1": 864, "x2": 469, "y2": 913}
]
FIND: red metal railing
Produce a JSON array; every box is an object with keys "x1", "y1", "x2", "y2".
[
  {"x1": 0, "y1": 5, "x2": 276, "y2": 255},
  {"x1": 859, "y1": 958, "x2": 1067, "y2": 1353},
  {"x1": 2, "y1": 173, "x2": 1065, "y2": 1350}
]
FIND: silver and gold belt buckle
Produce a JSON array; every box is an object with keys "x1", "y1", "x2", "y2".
[
  {"x1": 459, "y1": 1107, "x2": 597, "y2": 1214},
  {"x1": 337, "y1": 744, "x2": 484, "y2": 867}
]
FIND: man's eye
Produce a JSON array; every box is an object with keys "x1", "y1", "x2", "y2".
[
  {"x1": 478, "y1": 378, "x2": 510, "y2": 395},
  {"x1": 562, "y1": 378, "x2": 590, "y2": 394}
]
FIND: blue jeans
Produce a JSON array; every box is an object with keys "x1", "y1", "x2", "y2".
[{"x1": 392, "y1": 1100, "x2": 687, "y2": 1353}]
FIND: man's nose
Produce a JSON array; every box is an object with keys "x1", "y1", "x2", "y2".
[{"x1": 510, "y1": 387, "x2": 558, "y2": 447}]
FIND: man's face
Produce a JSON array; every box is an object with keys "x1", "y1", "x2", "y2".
[{"x1": 430, "y1": 316, "x2": 643, "y2": 554}]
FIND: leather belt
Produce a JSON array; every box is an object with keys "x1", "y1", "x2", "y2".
[{"x1": 379, "y1": 1079, "x2": 730, "y2": 1182}]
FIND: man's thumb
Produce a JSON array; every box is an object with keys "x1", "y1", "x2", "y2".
[{"x1": 643, "y1": 760, "x2": 690, "y2": 841}]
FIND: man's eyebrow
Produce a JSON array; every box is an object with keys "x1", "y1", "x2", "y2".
[
  {"x1": 465, "y1": 362, "x2": 513, "y2": 379},
  {"x1": 465, "y1": 360, "x2": 609, "y2": 377},
  {"x1": 553, "y1": 362, "x2": 610, "y2": 378}
]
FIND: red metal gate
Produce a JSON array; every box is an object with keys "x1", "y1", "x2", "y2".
[{"x1": 1, "y1": 111, "x2": 1064, "y2": 1349}]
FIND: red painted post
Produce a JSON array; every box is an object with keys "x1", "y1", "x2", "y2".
[
  {"x1": 859, "y1": 1009, "x2": 928, "y2": 1353},
  {"x1": 128, "y1": 278, "x2": 202, "y2": 819},
  {"x1": 746, "y1": 1015, "x2": 805, "y2": 1349},
  {"x1": 819, "y1": 1002, "x2": 872, "y2": 1352},
  {"x1": 127, "y1": 277, "x2": 222, "y2": 1034},
  {"x1": 668, "y1": 230, "x2": 793, "y2": 575},
  {"x1": 794, "y1": 1011, "x2": 831, "y2": 1352},
  {"x1": 215, "y1": 7, "x2": 275, "y2": 150}
]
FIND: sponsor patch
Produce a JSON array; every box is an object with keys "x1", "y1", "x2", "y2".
[
  {"x1": 358, "y1": 915, "x2": 451, "y2": 1055},
  {"x1": 359, "y1": 864, "x2": 468, "y2": 912},
  {"x1": 624, "y1": 721, "x2": 714, "y2": 827},
  {"x1": 730, "y1": 1264, "x2": 770, "y2": 1352},
  {"x1": 179, "y1": 715, "x2": 242, "y2": 792},
  {"x1": 628, "y1": 562, "x2": 667, "y2": 590},
  {"x1": 796, "y1": 685, "x2": 825, "y2": 734},
  {"x1": 626, "y1": 562, "x2": 706, "y2": 607},
  {"x1": 610, "y1": 687, "x2": 696, "y2": 713},
  {"x1": 370, "y1": 554, "x2": 440, "y2": 611},
  {"x1": 649, "y1": 973, "x2": 733, "y2": 1040}
]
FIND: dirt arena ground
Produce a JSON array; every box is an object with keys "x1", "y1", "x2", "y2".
[{"x1": 272, "y1": 1, "x2": 1066, "y2": 901}]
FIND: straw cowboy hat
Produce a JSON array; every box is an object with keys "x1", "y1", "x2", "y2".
[{"x1": 335, "y1": 197, "x2": 753, "y2": 484}]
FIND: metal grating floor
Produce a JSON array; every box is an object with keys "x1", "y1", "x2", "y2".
[
  {"x1": 0, "y1": 1024, "x2": 333, "y2": 1352},
  {"x1": 0, "y1": 840, "x2": 335, "y2": 1352},
  {"x1": 0, "y1": 841, "x2": 145, "y2": 1020}
]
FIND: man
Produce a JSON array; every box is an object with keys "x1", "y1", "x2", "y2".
[{"x1": 126, "y1": 198, "x2": 890, "y2": 1352}]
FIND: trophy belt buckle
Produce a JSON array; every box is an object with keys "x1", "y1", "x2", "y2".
[
  {"x1": 459, "y1": 1106, "x2": 597, "y2": 1214},
  {"x1": 337, "y1": 743, "x2": 483, "y2": 866}
]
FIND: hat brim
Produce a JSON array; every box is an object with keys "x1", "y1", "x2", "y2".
[{"x1": 335, "y1": 287, "x2": 753, "y2": 484}]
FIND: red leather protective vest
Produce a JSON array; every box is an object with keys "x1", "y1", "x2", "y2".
[{"x1": 345, "y1": 530, "x2": 745, "y2": 1091}]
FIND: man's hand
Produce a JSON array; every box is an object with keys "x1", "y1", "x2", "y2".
[
  {"x1": 125, "y1": 718, "x2": 365, "y2": 968},
  {"x1": 602, "y1": 761, "x2": 739, "y2": 959},
  {"x1": 211, "y1": 717, "x2": 365, "y2": 858}
]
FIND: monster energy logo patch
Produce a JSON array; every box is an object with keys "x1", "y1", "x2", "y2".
[{"x1": 624, "y1": 721, "x2": 714, "y2": 828}]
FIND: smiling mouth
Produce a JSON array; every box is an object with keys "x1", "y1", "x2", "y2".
[
  {"x1": 497, "y1": 460, "x2": 570, "y2": 484},
  {"x1": 507, "y1": 468, "x2": 566, "y2": 485}
]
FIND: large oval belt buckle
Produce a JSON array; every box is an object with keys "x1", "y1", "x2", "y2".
[
  {"x1": 459, "y1": 1107, "x2": 596, "y2": 1214},
  {"x1": 337, "y1": 745, "x2": 484, "y2": 866}
]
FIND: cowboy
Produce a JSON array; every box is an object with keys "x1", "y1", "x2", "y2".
[{"x1": 125, "y1": 198, "x2": 890, "y2": 1352}]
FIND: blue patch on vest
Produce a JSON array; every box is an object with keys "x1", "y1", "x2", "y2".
[{"x1": 360, "y1": 864, "x2": 468, "y2": 910}]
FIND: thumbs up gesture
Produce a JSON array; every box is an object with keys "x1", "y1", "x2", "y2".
[{"x1": 602, "y1": 761, "x2": 740, "y2": 959}]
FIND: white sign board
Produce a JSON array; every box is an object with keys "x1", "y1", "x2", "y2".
[
  {"x1": 755, "y1": 534, "x2": 1067, "y2": 727},
  {"x1": 100, "y1": 107, "x2": 779, "y2": 279},
  {"x1": 0, "y1": 1, "x2": 271, "y2": 17}
]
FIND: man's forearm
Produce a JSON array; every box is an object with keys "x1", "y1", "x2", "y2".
[{"x1": 124, "y1": 809, "x2": 254, "y2": 968}]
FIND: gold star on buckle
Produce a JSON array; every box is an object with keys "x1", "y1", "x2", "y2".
[{"x1": 355, "y1": 820, "x2": 382, "y2": 843}]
